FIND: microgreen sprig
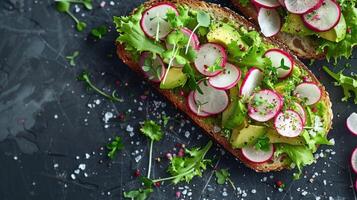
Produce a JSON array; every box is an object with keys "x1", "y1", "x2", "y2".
[
  {"x1": 215, "y1": 169, "x2": 236, "y2": 190},
  {"x1": 65, "y1": 51, "x2": 79, "y2": 66},
  {"x1": 55, "y1": 0, "x2": 87, "y2": 31},
  {"x1": 185, "y1": 11, "x2": 210, "y2": 54},
  {"x1": 91, "y1": 25, "x2": 108, "y2": 39}
]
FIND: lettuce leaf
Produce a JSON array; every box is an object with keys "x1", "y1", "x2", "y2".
[
  {"x1": 114, "y1": 7, "x2": 165, "y2": 60},
  {"x1": 275, "y1": 144, "x2": 314, "y2": 179}
]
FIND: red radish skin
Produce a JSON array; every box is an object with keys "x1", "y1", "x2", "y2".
[
  {"x1": 347, "y1": 113, "x2": 357, "y2": 136},
  {"x1": 208, "y1": 63, "x2": 241, "y2": 90},
  {"x1": 252, "y1": 0, "x2": 281, "y2": 9},
  {"x1": 194, "y1": 43, "x2": 227, "y2": 77},
  {"x1": 248, "y1": 90, "x2": 283, "y2": 122},
  {"x1": 274, "y1": 110, "x2": 303, "y2": 137},
  {"x1": 284, "y1": 0, "x2": 323, "y2": 14},
  {"x1": 264, "y1": 49, "x2": 294, "y2": 78},
  {"x1": 241, "y1": 144, "x2": 274, "y2": 163},
  {"x1": 186, "y1": 91, "x2": 211, "y2": 117},
  {"x1": 258, "y1": 8, "x2": 282, "y2": 37},
  {"x1": 139, "y1": 52, "x2": 166, "y2": 83},
  {"x1": 240, "y1": 67, "x2": 264, "y2": 101},
  {"x1": 302, "y1": 0, "x2": 341, "y2": 32},
  {"x1": 351, "y1": 147, "x2": 357, "y2": 174},
  {"x1": 293, "y1": 102, "x2": 307, "y2": 125},
  {"x1": 140, "y1": 3, "x2": 178, "y2": 39},
  {"x1": 294, "y1": 82, "x2": 322, "y2": 105}
]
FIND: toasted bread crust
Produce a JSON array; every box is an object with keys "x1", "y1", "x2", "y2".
[
  {"x1": 116, "y1": 0, "x2": 333, "y2": 172},
  {"x1": 230, "y1": 0, "x2": 325, "y2": 59}
]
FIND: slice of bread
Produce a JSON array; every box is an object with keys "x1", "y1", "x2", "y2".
[
  {"x1": 116, "y1": 0, "x2": 333, "y2": 172},
  {"x1": 230, "y1": 0, "x2": 325, "y2": 59}
]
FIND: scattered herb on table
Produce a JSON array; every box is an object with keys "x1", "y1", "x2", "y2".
[
  {"x1": 91, "y1": 25, "x2": 108, "y2": 39},
  {"x1": 123, "y1": 188, "x2": 153, "y2": 200},
  {"x1": 56, "y1": 0, "x2": 93, "y2": 10},
  {"x1": 77, "y1": 70, "x2": 123, "y2": 102},
  {"x1": 55, "y1": 0, "x2": 88, "y2": 31},
  {"x1": 215, "y1": 169, "x2": 236, "y2": 190},
  {"x1": 106, "y1": 136, "x2": 124, "y2": 159},
  {"x1": 65, "y1": 51, "x2": 79, "y2": 66},
  {"x1": 162, "y1": 115, "x2": 170, "y2": 126},
  {"x1": 323, "y1": 66, "x2": 357, "y2": 104}
]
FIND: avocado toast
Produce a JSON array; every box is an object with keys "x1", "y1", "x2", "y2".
[
  {"x1": 114, "y1": 0, "x2": 333, "y2": 178},
  {"x1": 230, "y1": 0, "x2": 357, "y2": 61}
]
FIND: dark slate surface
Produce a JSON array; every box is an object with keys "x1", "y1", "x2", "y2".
[{"x1": 0, "y1": 0, "x2": 356, "y2": 199}]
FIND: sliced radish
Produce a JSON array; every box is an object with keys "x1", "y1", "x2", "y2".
[
  {"x1": 208, "y1": 63, "x2": 241, "y2": 90},
  {"x1": 294, "y1": 82, "x2": 321, "y2": 105},
  {"x1": 187, "y1": 91, "x2": 211, "y2": 117},
  {"x1": 240, "y1": 67, "x2": 263, "y2": 101},
  {"x1": 284, "y1": 0, "x2": 322, "y2": 14},
  {"x1": 194, "y1": 43, "x2": 227, "y2": 77},
  {"x1": 193, "y1": 81, "x2": 229, "y2": 115},
  {"x1": 139, "y1": 52, "x2": 166, "y2": 83},
  {"x1": 347, "y1": 113, "x2": 357, "y2": 136},
  {"x1": 140, "y1": 3, "x2": 178, "y2": 40},
  {"x1": 166, "y1": 28, "x2": 199, "y2": 51},
  {"x1": 248, "y1": 90, "x2": 283, "y2": 122},
  {"x1": 292, "y1": 102, "x2": 307, "y2": 125},
  {"x1": 302, "y1": 0, "x2": 341, "y2": 32},
  {"x1": 264, "y1": 49, "x2": 294, "y2": 78},
  {"x1": 351, "y1": 147, "x2": 357, "y2": 174},
  {"x1": 257, "y1": 8, "x2": 281, "y2": 37},
  {"x1": 274, "y1": 110, "x2": 303, "y2": 137},
  {"x1": 242, "y1": 144, "x2": 274, "y2": 163},
  {"x1": 252, "y1": 0, "x2": 281, "y2": 8}
]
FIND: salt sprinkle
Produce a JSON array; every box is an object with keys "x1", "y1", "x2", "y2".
[
  {"x1": 78, "y1": 164, "x2": 86, "y2": 170},
  {"x1": 85, "y1": 153, "x2": 90, "y2": 159},
  {"x1": 54, "y1": 114, "x2": 58, "y2": 119},
  {"x1": 70, "y1": 174, "x2": 76, "y2": 180}
]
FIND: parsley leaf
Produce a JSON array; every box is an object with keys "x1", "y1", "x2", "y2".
[
  {"x1": 254, "y1": 135, "x2": 270, "y2": 151},
  {"x1": 215, "y1": 169, "x2": 230, "y2": 184},
  {"x1": 106, "y1": 136, "x2": 124, "y2": 159},
  {"x1": 140, "y1": 120, "x2": 163, "y2": 142},
  {"x1": 182, "y1": 64, "x2": 203, "y2": 94},
  {"x1": 65, "y1": 51, "x2": 79, "y2": 66},
  {"x1": 123, "y1": 188, "x2": 153, "y2": 200},
  {"x1": 162, "y1": 115, "x2": 170, "y2": 126},
  {"x1": 91, "y1": 25, "x2": 108, "y2": 39}
]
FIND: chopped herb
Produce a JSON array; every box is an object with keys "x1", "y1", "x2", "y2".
[
  {"x1": 206, "y1": 58, "x2": 223, "y2": 73},
  {"x1": 185, "y1": 11, "x2": 210, "y2": 54},
  {"x1": 162, "y1": 115, "x2": 170, "y2": 126},
  {"x1": 55, "y1": 1, "x2": 87, "y2": 32},
  {"x1": 182, "y1": 63, "x2": 203, "y2": 94},
  {"x1": 77, "y1": 70, "x2": 123, "y2": 102},
  {"x1": 65, "y1": 51, "x2": 79, "y2": 66},
  {"x1": 215, "y1": 169, "x2": 236, "y2": 190},
  {"x1": 254, "y1": 135, "x2": 270, "y2": 151},
  {"x1": 91, "y1": 25, "x2": 108, "y2": 39},
  {"x1": 106, "y1": 136, "x2": 124, "y2": 159},
  {"x1": 55, "y1": 0, "x2": 93, "y2": 10},
  {"x1": 279, "y1": 59, "x2": 290, "y2": 70},
  {"x1": 123, "y1": 188, "x2": 153, "y2": 200}
]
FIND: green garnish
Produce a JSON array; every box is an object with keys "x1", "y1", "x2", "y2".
[
  {"x1": 65, "y1": 51, "x2": 79, "y2": 66},
  {"x1": 279, "y1": 59, "x2": 290, "y2": 70},
  {"x1": 77, "y1": 70, "x2": 123, "y2": 102},
  {"x1": 206, "y1": 58, "x2": 223, "y2": 73},
  {"x1": 106, "y1": 136, "x2": 124, "y2": 159},
  {"x1": 142, "y1": 54, "x2": 163, "y2": 81},
  {"x1": 182, "y1": 63, "x2": 203, "y2": 94},
  {"x1": 254, "y1": 135, "x2": 270, "y2": 152},
  {"x1": 56, "y1": 0, "x2": 93, "y2": 10},
  {"x1": 55, "y1": 1, "x2": 87, "y2": 32},
  {"x1": 162, "y1": 115, "x2": 170, "y2": 126},
  {"x1": 140, "y1": 120, "x2": 163, "y2": 178},
  {"x1": 215, "y1": 169, "x2": 236, "y2": 190},
  {"x1": 91, "y1": 25, "x2": 108, "y2": 39},
  {"x1": 323, "y1": 66, "x2": 357, "y2": 104},
  {"x1": 123, "y1": 188, "x2": 153, "y2": 200},
  {"x1": 185, "y1": 11, "x2": 210, "y2": 54}
]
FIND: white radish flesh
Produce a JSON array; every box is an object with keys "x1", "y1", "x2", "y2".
[
  {"x1": 187, "y1": 91, "x2": 211, "y2": 117},
  {"x1": 139, "y1": 52, "x2": 166, "y2": 83},
  {"x1": 258, "y1": 8, "x2": 281, "y2": 37},
  {"x1": 252, "y1": 0, "x2": 281, "y2": 8},
  {"x1": 240, "y1": 68, "x2": 264, "y2": 101},
  {"x1": 294, "y1": 82, "x2": 321, "y2": 105},
  {"x1": 264, "y1": 49, "x2": 294, "y2": 78},
  {"x1": 140, "y1": 3, "x2": 178, "y2": 39},
  {"x1": 347, "y1": 113, "x2": 357, "y2": 136},
  {"x1": 194, "y1": 43, "x2": 227, "y2": 77},
  {"x1": 293, "y1": 102, "x2": 307, "y2": 125},
  {"x1": 284, "y1": 0, "x2": 322, "y2": 14},
  {"x1": 208, "y1": 63, "x2": 241, "y2": 90},
  {"x1": 242, "y1": 144, "x2": 274, "y2": 163},
  {"x1": 274, "y1": 110, "x2": 303, "y2": 137},
  {"x1": 248, "y1": 90, "x2": 283, "y2": 122},
  {"x1": 302, "y1": 0, "x2": 341, "y2": 32},
  {"x1": 351, "y1": 147, "x2": 357, "y2": 174},
  {"x1": 194, "y1": 81, "x2": 229, "y2": 115}
]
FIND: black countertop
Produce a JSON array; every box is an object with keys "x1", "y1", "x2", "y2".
[{"x1": 0, "y1": 0, "x2": 356, "y2": 199}]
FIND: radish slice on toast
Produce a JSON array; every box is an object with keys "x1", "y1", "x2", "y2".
[
  {"x1": 294, "y1": 82, "x2": 321, "y2": 105},
  {"x1": 302, "y1": 0, "x2": 341, "y2": 32},
  {"x1": 292, "y1": 102, "x2": 307, "y2": 125},
  {"x1": 284, "y1": 0, "x2": 322, "y2": 14},
  {"x1": 347, "y1": 113, "x2": 357, "y2": 136},
  {"x1": 351, "y1": 147, "x2": 357, "y2": 174},
  {"x1": 187, "y1": 91, "x2": 211, "y2": 117},
  {"x1": 194, "y1": 81, "x2": 229, "y2": 115},
  {"x1": 258, "y1": 8, "x2": 281, "y2": 37},
  {"x1": 140, "y1": 3, "x2": 178, "y2": 39},
  {"x1": 240, "y1": 67, "x2": 263, "y2": 101},
  {"x1": 275, "y1": 110, "x2": 303, "y2": 137},
  {"x1": 264, "y1": 49, "x2": 293, "y2": 78},
  {"x1": 194, "y1": 43, "x2": 227, "y2": 77},
  {"x1": 248, "y1": 90, "x2": 283, "y2": 122},
  {"x1": 252, "y1": 0, "x2": 281, "y2": 8},
  {"x1": 278, "y1": 0, "x2": 285, "y2": 7},
  {"x1": 242, "y1": 144, "x2": 274, "y2": 163},
  {"x1": 139, "y1": 52, "x2": 166, "y2": 83},
  {"x1": 208, "y1": 63, "x2": 241, "y2": 90}
]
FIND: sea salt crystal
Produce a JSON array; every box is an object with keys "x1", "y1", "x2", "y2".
[
  {"x1": 126, "y1": 125, "x2": 134, "y2": 132},
  {"x1": 54, "y1": 114, "x2": 58, "y2": 119},
  {"x1": 103, "y1": 112, "x2": 114, "y2": 123},
  {"x1": 71, "y1": 174, "x2": 76, "y2": 180},
  {"x1": 222, "y1": 191, "x2": 228, "y2": 197},
  {"x1": 184, "y1": 131, "x2": 190, "y2": 138},
  {"x1": 78, "y1": 164, "x2": 86, "y2": 170},
  {"x1": 94, "y1": 99, "x2": 101, "y2": 105},
  {"x1": 251, "y1": 189, "x2": 256, "y2": 194},
  {"x1": 85, "y1": 153, "x2": 90, "y2": 159},
  {"x1": 135, "y1": 155, "x2": 142, "y2": 163},
  {"x1": 54, "y1": 163, "x2": 59, "y2": 168},
  {"x1": 74, "y1": 169, "x2": 80, "y2": 174},
  {"x1": 301, "y1": 191, "x2": 308, "y2": 196}
]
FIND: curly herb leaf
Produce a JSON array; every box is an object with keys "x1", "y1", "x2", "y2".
[
  {"x1": 106, "y1": 136, "x2": 124, "y2": 159},
  {"x1": 254, "y1": 135, "x2": 271, "y2": 152},
  {"x1": 140, "y1": 120, "x2": 163, "y2": 142},
  {"x1": 123, "y1": 188, "x2": 153, "y2": 200}
]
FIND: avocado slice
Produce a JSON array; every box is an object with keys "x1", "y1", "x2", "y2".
[
  {"x1": 318, "y1": 14, "x2": 346, "y2": 42},
  {"x1": 266, "y1": 129, "x2": 305, "y2": 146},
  {"x1": 230, "y1": 125, "x2": 266, "y2": 148},
  {"x1": 160, "y1": 67, "x2": 187, "y2": 89},
  {"x1": 281, "y1": 14, "x2": 314, "y2": 36},
  {"x1": 207, "y1": 23, "x2": 246, "y2": 47},
  {"x1": 222, "y1": 87, "x2": 247, "y2": 129}
]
